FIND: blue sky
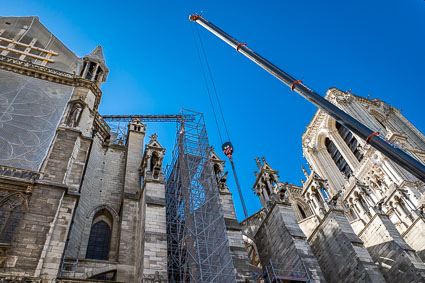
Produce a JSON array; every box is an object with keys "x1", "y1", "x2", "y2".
[{"x1": 4, "y1": 0, "x2": 425, "y2": 221}]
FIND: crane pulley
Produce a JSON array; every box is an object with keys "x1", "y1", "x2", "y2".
[{"x1": 189, "y1": 14, "x2": 425, "y2": 183}]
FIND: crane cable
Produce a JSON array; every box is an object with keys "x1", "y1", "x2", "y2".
[
  {"x1": 190, "y1": 20, "x2": 249, "y2": 219},
  {"x1": 194, "y1": 24, "x2": 232, "y2": 142},
  {"x1": 190, "y1": 22, "x2": 224, "y2": 144}
]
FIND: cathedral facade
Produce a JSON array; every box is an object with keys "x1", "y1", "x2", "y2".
[{"x1": 0, "y1": 16, "x2": 424, "y2": 283}]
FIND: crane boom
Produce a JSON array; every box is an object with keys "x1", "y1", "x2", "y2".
[
  {"x1": 102, "y1": 114, "x2": 195, "y2": 123},
  {"x1": 189, "y1": 15, "x2": 425, "y2": 183}
]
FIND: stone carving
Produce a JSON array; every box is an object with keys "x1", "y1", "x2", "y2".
[
  {"x1": 301, "y1": 166, "x2": 309, "y2": 178},
  {"x1": 218, "y1": 171, "x2": 230, "y2": 193},
  {"x1": 0, "y1": 166, "x2": 40, "y2": 181},
  {"x1": 0, "y1": 245, "x2": 10, "y2": 267},
  {"x1": 150, "y1": 133, "x2": 158, "y2": 142},
  {"x1": 66, "y1": 102, "x2": 83, "y2": 127},
  {"x1": 254, "y1": 157, "x2": 261, "y2": 169}
]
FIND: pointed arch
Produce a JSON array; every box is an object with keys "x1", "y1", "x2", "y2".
[{"x1": 0, "y1": 192, "x2": 28, "y2": 243}]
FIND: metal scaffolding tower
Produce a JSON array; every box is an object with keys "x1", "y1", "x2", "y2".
[
  {"x1": 102, "y1": 114, "x2": 195, "y2": 144},
  {"x1": 165, "y1": 109, "x2": 236, "y2": 282}
]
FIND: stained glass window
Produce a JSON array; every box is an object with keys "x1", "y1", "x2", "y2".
[
  {"x1": 0, "y1": 193, "x2": 27, "y2": 244},
  {"x1": 86, "y1": 221, "x2": 111, "y2": 260}
]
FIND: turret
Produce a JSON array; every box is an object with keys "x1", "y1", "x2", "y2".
[
  {"x1": 252, "y1": 157, "x2": 280, "y2": 209},
  {"x1": 80, "y1": 46, "x2": 109, "y2": 87}
]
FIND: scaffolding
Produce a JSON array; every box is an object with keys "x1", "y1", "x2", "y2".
[
  {"x1": 165, "y1": 109, "x2": 236, "y2": 282},
  {"x1": 254, "y1": 258, "x2": 311, "y2": 283},
  {"x1": 102, "y1": 114, "x2": 195, "y2": 144}
]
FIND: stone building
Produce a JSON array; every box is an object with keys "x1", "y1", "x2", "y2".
[{"x1": 0, "y1": 15, "x2": 425, "y2": 283}]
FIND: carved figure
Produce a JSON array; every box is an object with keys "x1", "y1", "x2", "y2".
[{"x1": 67, "y1": 103, "x2": 83, "y2": 127}]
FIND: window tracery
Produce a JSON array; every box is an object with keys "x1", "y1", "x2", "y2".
[
  {"x1": 0, "y1": 192, "x2": 28, "y2": 244},
  {"x1": 86, "y1": 209, "x2": 113, "y2": 261}
]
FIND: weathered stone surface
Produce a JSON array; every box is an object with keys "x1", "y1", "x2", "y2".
[{"x1": 308, "y1": 209, "x2": 385, "y2": 283}]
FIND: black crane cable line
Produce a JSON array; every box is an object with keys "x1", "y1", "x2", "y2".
[
  {"x1": 194, "y1": 24, "x2": 232, "y2": 142},
  {"x1": 191, "y1": 21, "x2": 249, "y2": 219},
  {"x1": 190, "y1": 22, "x2": 224, "y2": 145}
]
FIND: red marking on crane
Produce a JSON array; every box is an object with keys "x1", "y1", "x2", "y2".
[
  {"x1": 291, "y1": 80, "x2": 303, "y2": 91},
  {"x1": 366, "y1": 132, "x2": 380, "y2": 144},
  {"x1": 189, "y1": 15, "x2": 202, "y2": 21},
  {"x1": 236, "y1": 43, "x2": 246, "y2": 52}
]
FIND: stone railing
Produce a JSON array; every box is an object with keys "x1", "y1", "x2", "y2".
[{"x1": 0, "y1": 55, "x2": 74, "y2": 78}]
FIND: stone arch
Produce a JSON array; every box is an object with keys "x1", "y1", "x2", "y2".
[
  {"x1": 0, "y1": 192, "x2": 29, "y2": 210},
  {"x1": 324, "y1": 115, "x2": 336, "y2": 132},
  {"x1": 292, "y1": 197, "x2": 312, "y2": 221},
  {"x1": 0, "y1": 192, "x2": 29, "y2": 244},
  {"x1": 314, "y1": 130, "x2": 329, "y2": 150},
  {"x1": 87, "y1": 205, "x2": 119, "y2": 222}
]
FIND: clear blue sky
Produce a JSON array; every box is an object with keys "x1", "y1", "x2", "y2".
[{"x1": 4, "y1": 0, "x2": 425, "y2": 221}]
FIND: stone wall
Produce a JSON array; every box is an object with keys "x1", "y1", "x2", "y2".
[
  {"x1": 0, "y1": 183, "x2": 68, "y2": 279},
  {"x1": 358, "y1": 213, "x2": 425, "y2": 282},
  {"x1": 220, "y1": 189, "x2": 254, "y2": 282},
  {"x1": 65, "y1": 135, "x2": 125, "y2": 260},
  {"x1": 308, "y1": 209, "x2": 385, "y2": 283},
  {"x1": 403, "y1": 216, "x2": 425, "y2": 262},
  {"x1": 138, "y1": 181, "x2": 167, "y2": 282},
  {"x1": 255, "y1": 203, "x2": 326, "y2": 282}
]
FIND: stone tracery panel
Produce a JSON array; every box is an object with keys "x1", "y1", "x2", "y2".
[{"x1": 0, "y1": 69, "x2": 73, "y2": 171}]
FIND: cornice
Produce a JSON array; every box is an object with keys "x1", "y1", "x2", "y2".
[{"x1": 0, "y1": 55, "x2": 103, "y2": 109}]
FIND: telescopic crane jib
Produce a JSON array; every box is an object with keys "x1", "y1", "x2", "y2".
[{"x1": 189, "y1": 14, "x2": 425, "y2": 183}]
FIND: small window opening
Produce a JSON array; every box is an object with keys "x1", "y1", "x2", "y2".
[
  {"x1": 150, "y1": 152, "x2": 159, "y2": 172},
  {"x1": 298, "y1": 204, "x2": 307, "y2": 219},
  {"x1": 321, "y1": 187, "x2": 329, "y2": 200}
]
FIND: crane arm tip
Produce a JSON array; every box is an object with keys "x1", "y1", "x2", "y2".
[{"x1": 189, "y1": 14, "x2": 201, "y2": 22}]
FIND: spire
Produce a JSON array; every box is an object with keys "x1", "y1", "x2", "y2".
[
  {"x1": 86, "y1": 46, "x2": 105, "y2": 62},
  {"x1": 81, "y1": 45, "x2": 109, "y2": 84}
]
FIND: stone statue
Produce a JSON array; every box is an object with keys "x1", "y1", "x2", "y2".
[
  {"x1": 67, "y1": 103, "x2": 83, "y2": 127},
  {"x1": 301, "y1": 166, "x2": 309, "y2": 178},
  {"x1": 254, "y1": 157, "x2": 261, "y2": 169}
]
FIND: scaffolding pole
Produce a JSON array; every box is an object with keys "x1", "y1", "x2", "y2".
[{"x1": 165, "y1": 109, "x2": 236, "y2": 282}]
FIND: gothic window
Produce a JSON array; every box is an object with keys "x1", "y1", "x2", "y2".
[
  {"x1": 325, "y1": 137, "x2": 352, "y2": 178},
  {"x1": 336, "y1": 122, "x2": 363, "y2": 161},
  {"x1": 150, "y1": 152, "x2": 159, "y2": 172},
  {"x1": 320, "y1": 187, "x2": 329, "y2": 200},
  {"x1": 0, "y1": 193, "x2": 28, "y2": 244},
  {"x1": 86, "y1": 220, "x2": 111, "y2": 260},
  {"x1": 297, "y1": 204, "x2": 307, "y2": 219}
]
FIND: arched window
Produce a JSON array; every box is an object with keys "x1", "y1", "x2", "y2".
[
  {"x1": 325, "y1": 137, "x2": 352, "y2": 178},
  {"x1": 150, "y1": 152, "x2": 159, "y2": 172},
  {"x1": 86, "y1": 220, "x2": 111, "y2": 260},
  {"x1": 336, "y1": 122, "x2": 363, "y2": 161},
  {"x1": 86, "y1": 208, "x2": 113, "y2": 261},
  {"x1": 297, "y1": 204, "x2": 307, "y2": 219},
  {"x1": 0, "y1": 193, "x2": 27, "y2": 244}
]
